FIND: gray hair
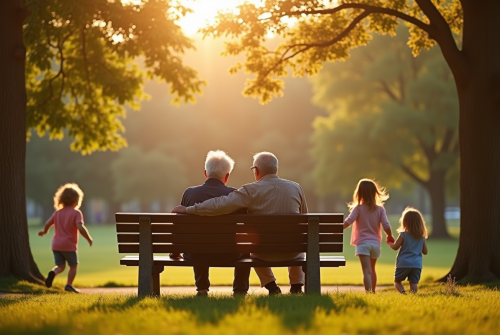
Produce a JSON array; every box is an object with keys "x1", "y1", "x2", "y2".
[
  {"x1": 253, "y1": 152, "x2": 278, "y2": 174},
  {"x1": 205, "y1": 150, "x2": 235, "y2": 179}
]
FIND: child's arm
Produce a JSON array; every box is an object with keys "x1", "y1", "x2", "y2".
[
  {"x1": 38, "y1": 215, "x2": 55, "y2": 236},
  {"x1": 380, "y1": 207, "x2": 394, "y2": 242},
  {"x1": 388, "y1": 235, "x2": 404, "y2": 250},
  {"x1": 384, "y1": 226, "x2": 395, "y2": 243},
  {"x1": 343, "y1": 207, "x2": 359, "y2": 230},
  {"x1": 422, "y1": 240, "x2": 428, "y2": 255},
  {"x1": 76, "y1": 222, "x2": 93, "y2": 247}
]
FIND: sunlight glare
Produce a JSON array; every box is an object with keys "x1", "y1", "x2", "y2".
[{"x1": 178, "y1": 0, "x2": 261, "y2": 36}]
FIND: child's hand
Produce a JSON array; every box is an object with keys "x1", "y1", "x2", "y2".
[
  {"x1": 386, "y1": 235, "x2": 395, "y2": 243},
  {"x1": 87, "y1": 238, "x2": 93, "y2": 247},
  {"x1": 38, "y1": 230, "x2": 46, "y2": 237}
]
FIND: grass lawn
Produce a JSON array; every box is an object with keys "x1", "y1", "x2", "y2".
[
  {"x1": 28, "y1": 215, "x2": 459, "y2": 288},
  {"x1": 1, "y1": 283, "x2": 499, "y2": 334}
]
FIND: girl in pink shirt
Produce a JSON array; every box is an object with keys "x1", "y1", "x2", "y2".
[
  {"x1": 343, "y1": 179, "x2": 394, "y2": 293},
  {"x1": 38, "y1": 183, "x2": 93, "y2": 293}
]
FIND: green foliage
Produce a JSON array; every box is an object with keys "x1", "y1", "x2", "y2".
[
  {"x1": 309, "y1": 27, "x2": 459, "y2": 197},
  {"x1": 110, "y1": 146, "x2": 187, "y2": 205},
  {"x1": 1, "y1": 286, "x2": 500, "y2": 334},
  {"x1": 204, "y1": 0, "x2": 463, "y2": 103},
  {"x1": 24, "y1": 0, "x2": 204, "y2": 154}
]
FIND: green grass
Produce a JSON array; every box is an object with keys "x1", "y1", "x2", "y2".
[
  {"x1": 0, "y1": 277, "x2": 62, "y2": 294},
  {"x1": 1, "y1": 284, "x2": 499, "y2": 334},
  {"x1": 28, "y1": 215, "x2": 460, "y2": 288}
]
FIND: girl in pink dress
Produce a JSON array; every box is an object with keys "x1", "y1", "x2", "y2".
[
  {"x1": 343, "y1": 179, "x2": 394, "y2": 293},
  {"x1": 38, "y1": 183, "x2": 93, "y2": 293}
]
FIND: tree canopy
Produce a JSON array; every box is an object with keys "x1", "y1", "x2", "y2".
[
  {"x1": 24, "y1": 0, "x2": 204, "y2": 154},
  {"x1": 204, "y1": 0, "x2": 462, "y2": 103},
  {"x1": 205, "y1": 0, "x2": 500, "y2": 281},
  {"x1": 310, "y1": 26, "x2": 458, "y2": 237}
]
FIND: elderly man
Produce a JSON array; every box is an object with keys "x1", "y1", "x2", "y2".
[
  {"x1": 174, "y1": 150, "x2": 250, "y2": 296},
  {"x1": 172, "y1": 152, "x2": 308, "y2": 295}
]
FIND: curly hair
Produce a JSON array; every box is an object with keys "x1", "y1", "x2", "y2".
[{"x1": 53, "y1": 183, "x2": 84, "y2": 210}]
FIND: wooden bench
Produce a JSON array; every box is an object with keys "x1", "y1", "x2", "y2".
[{"x1": 115, "y1": 213, "x2": 346, "y2": 296}]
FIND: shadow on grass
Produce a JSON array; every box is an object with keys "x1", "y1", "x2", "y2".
[
  {"x1": 0, "y1": 277, "x2": 61, "y2": 294},
  {"x1": 87, "y1": 295, "x2": 147, "y2": 312},
  {"x1": 255, "y1": 294, "x2": 367, "y2": 329},
  {"x1": 0, "y1": 296, "x2": 34, "y2": 308},
  {"x1": 165, "y1": 295, "x2": 243, "y2": 324}
]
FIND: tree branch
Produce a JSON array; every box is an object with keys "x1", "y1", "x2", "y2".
[
  {"x1": 283, "y1": 3, "x2": 432, "y2": 35},
  {"x1": 80, "y1": 27, "x2": 93, "y2": 98},
  {"x1": 40, "y1": 47, "x2": 65, "y2": 107},
  {"x1": 441, "y1": 127, "x2": 456, "y2": 153},
  {"x1": 414, "y1": 0, "x2": 466, "y2": 75},
  {"x1": 400, "y1": 164, "x2": 428, "y2": 187},
  {"x1": 259, "y1": 10, "x2": 370, "y2": 81},
  {"x1": 378, "y1": 80, "x2": 401, "y2": 103}
]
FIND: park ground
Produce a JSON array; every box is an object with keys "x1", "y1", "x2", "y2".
[
  {"x1": 22, "y1": 215, "x2": 459, "y2": 288},
  {"x1": 1, "y1": 283, "x2": 500, "y2": 334},
  {"x1": 2, "y1": 216, "x2": 500, "y2": 334}
]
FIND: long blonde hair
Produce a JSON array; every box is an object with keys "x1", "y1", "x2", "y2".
[
  {"x1": 53, "y1": 183, "x2": 84, "y2": 210},
  {"x1": 348, "y1": 179, "x2": 389, "y2": 212},
  {"x1": 398, "y1": 207, "x2": 428, "y2": 239}
]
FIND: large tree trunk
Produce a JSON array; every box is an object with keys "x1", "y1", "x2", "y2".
[
  {"x1": 0, "y1": 1, "x2": 44, "y2": 284},
  {"x1": 426, "y1": 171, "x2": 451, "y2": 239},
  {"x1": 445, "y1": 0, "x2": 500, "y2": 282}
]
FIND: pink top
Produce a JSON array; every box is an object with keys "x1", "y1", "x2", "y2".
[
  {"x1": 344, "y1": 204, "x2": 391, "y2": 246},
  {"x1": 49, "y1": 207, "x2": 84, "y2": 251}
]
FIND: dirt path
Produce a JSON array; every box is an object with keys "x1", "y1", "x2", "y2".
[{"x1": 1, "y1": 285, "x2": 389, "y2": 297}]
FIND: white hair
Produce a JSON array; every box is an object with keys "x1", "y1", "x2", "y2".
[
  {"x1": 253, "y1": 152, "x2": 278, "y2": 174},
  {"x1": 205, "y1": 150, "x2": 235, "y2": 179}
]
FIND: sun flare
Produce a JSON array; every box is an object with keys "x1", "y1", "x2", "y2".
[{"x1": 177, "y1": 0, "x2": 260, "y2": 36}]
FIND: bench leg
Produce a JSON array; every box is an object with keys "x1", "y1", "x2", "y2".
[
  {"x1": 138, "y1": 216, "x2": 153, "y2": 296},
  {"x1": 306, "y1": 217, "x2": 321, "y2": 294},
  {"x1": 152, "y1": 266, "x2": 164, "y2": 296}
]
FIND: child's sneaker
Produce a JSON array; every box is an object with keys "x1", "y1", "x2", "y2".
[
  {"x1": 65, "y1": 285, "x2": 80, "y2": 293},
  {"x1": 45, "y1": 271, "x2": 55, "y2": 288}
]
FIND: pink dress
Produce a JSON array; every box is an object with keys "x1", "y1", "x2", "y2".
[
  {"x1": 344, "y1": 204, "x2": 391, "y2": 246},
  {"x1": 49, "y1": 207, "x2": 84, "y2": 251}
]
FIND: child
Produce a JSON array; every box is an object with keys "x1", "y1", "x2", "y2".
[
  {"x1": 343, "y1": 179, "x2": 394, "y2": 293},
  {"x1": 387, "y1": 207, "x2": 428, "y2": 294},
  {"x1": 38, "y1": 183, "x2": 93, "y2": 293}
]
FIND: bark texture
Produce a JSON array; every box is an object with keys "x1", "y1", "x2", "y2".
[
  {"x1": 0, "y1": 0, "x2": 44, "y2": 283},
  {"x1": 444, "y1": 0, "x2": 500, "y2": 282}
]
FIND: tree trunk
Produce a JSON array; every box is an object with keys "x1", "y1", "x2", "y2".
[
  {"x1": 0, "y1": 1, "x2": 44, "y2": 284},
  {"x1": 426, "y1": 171, "x2": 451, "y2": 239},
  {"x1": 444, "y1": 0, "x2": 500, "y2": 282}
]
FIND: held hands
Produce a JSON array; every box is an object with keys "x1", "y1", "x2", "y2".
[
  {"x1": 386, "y1": 235, "x2": 395, "y2": 244},
  {"x1": 171, "y1": 205, "x2": 187, "y2": 214}
]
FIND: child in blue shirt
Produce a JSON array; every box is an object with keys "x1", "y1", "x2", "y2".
[{"x1": 387, "y1": 207, "x2": 428, "y2": 294}]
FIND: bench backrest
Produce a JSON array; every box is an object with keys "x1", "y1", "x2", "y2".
[{"x1": 115, "y1": 213, "x2": 344, "y2": 254}]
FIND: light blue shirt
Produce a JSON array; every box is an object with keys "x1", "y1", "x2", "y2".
[{"x1": 396, "y1": 232, "x2": 425, "y2": 269}]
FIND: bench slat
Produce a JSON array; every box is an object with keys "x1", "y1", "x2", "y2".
[
  {"x1": 118, "y1": 243, "x2": 343, "y2": 253},
  {"x1": 120, "y1": 255, "x2": 346, "y2": 268},
  {"x1": 116, "y1": 223, "x2": 343, "y2": 234},
  {"x1": 117, "y1": 233, "x2": 343, "y2": 244},
  {"x1": 116, "y1": 213, "x2": 344, "y2": 224}
]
